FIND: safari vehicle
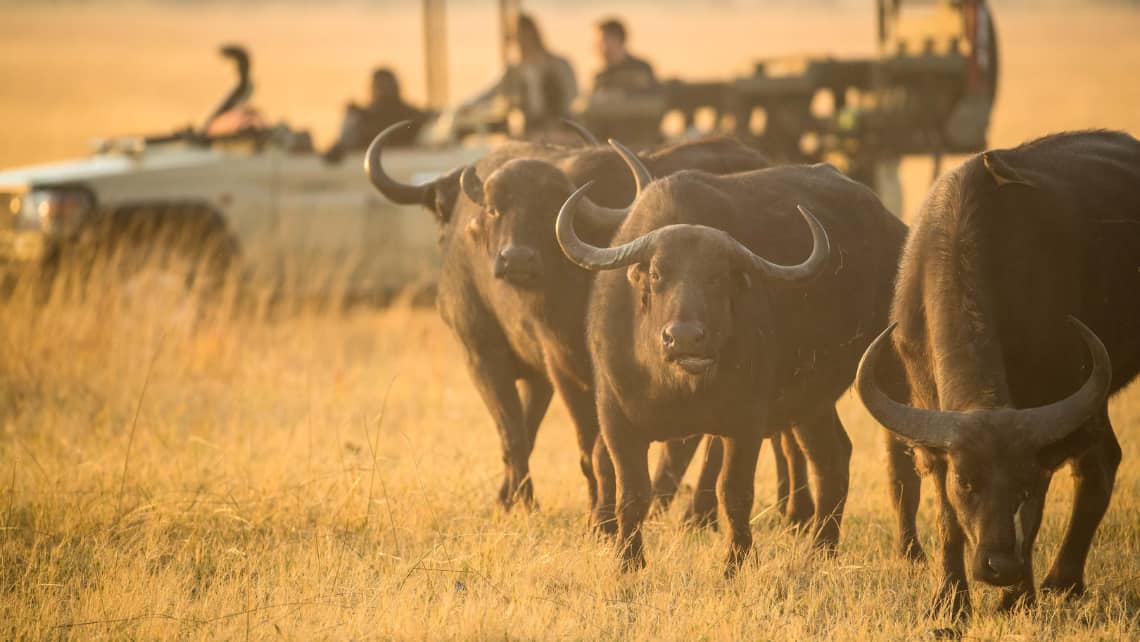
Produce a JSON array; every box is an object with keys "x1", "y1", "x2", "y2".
[
  {"x1": 0, "y1": 0, "x2": 994, "y2": 301},
  {"x1": 0, "y1": 45, "x2": 488, "y2": 303},
  {"x1": 574, "y1": 0, "x2": 998, "y2": 213}
]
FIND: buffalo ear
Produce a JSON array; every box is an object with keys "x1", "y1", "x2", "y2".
[
  {"x1": 627, "y1": 263, "x2": 647, "y2": 288},
  {"x1": 982, "y1": 151, "x2": 1035, "y2": 188},
  {"x1": 431, "y1": 171, "x2": 463, "y2": 224}
]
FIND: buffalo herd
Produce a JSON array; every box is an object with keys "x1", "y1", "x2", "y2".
[{"x1": 366, "y1": 123, "x2": 1139, "y2": 625}]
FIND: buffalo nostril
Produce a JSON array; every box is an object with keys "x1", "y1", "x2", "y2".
[
  {"x1": 984, "y1": 554, "x2": 1022, "y2": 580},
  {"x1": 497, "y1": 247, "x2": 540, "y2": 275},
  {"x1": 663, "y1": 322, "x2": 708, "y2": 352}
]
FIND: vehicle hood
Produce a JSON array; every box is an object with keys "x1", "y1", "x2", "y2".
[{"x1": 0, "y1": 147, "x2": 220, "y2": 190}]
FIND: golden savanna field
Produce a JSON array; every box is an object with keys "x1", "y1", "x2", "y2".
[{"x1": 2, "y1": 2, "x2": 1140, "y2": 640}]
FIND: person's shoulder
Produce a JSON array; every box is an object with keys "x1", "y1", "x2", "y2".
[
  {"x1": 549, "y1": 52, "x2": 574, "y2": 69},
  {"x1": 627, "y1": 54, "x2": 655, "y2": 73},
  {"x1": 549, "y1": 53, "x2": 577, "y2": 79}
]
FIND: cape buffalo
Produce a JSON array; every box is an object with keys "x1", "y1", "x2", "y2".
[
  {"x1": 458, "y1": 136, "x2": 812, "y2": 531},
  {"x1": 365, "y1": 121, "x2": 775, "y2": 524},
  {"x1": 857, "y1": 130, "x2": 1140, "y2": 622},
  {"x1": 558, "y1": 143, "x2": 906, "y2": 574}
]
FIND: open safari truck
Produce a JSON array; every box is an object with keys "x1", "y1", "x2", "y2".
[
  {"x1": 0, "y1": 3, "x2": 488, "y2": 303},
  {"x1": 575, "y1": 0, "x2": 998, "y2": 213},
  {"x1": 0, "y1": 0, "x2": 994, "y2": 302}
]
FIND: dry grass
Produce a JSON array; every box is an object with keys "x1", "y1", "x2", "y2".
[
  {"x1": 1, "y1": 270, "x2": 1138, "y2": 641},
  {"x1": 2, "y1": 2, "x2": 1139, "y2": 640}
]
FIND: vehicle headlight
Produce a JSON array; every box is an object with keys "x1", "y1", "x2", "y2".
[
  {"x1": 16, "y1": 188, "x2": 94, "y2": 236},
  {"x1": 0, "y1": 193, "x2": 21, "y2": 226}
]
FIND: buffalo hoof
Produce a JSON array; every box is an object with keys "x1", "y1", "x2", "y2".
[
  {"x1": 590, "y1": 511, "x2": 618, "y2": 538},
  {"x1": 498, "y1": 480, "x2": 538, "y2": 512},
  {"x1": 926, "y1": 586, "x2": 971, "y2": 626},
  {"x1": 722, "y1": 544, "x2": 752, "y2": 579},
  {"x1": 900, "y1": 539, "x2": 927, "y2": 564},
  {"x1": 930, "y1": 626, "x2": 963, "y2": 640},
  {"x1": 620, "y1": 552, "x2": 647, "y2": 573},
  {"x1": 810, "y1": 530, "x2": 840, "y2": 556},
  {"x1": 785, "y1": 505, "x2": 814, "y2": 532},
  {"x1": 1041, "y1": 576, "x2": 1086, "y2": 599},
  {"x1": 998, "y1": 587, "x2": 1036, "y2": 613}
]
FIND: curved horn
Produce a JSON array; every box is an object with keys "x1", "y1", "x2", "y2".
[
  {"x1": 1019, "y1": 316, "x2": 1113, "y2": 447},
  {"x1": 734, "y1": 205, "x2": 831, "y2": 283},
  {"x1": 364, "y1": 121, "x2": 430, "y2": 205},
  {"x1": 856, "y1": 323, "x2": 968, "y2": 449},
  {"x1": 574, "y1": 195, "x2": 629, "y2": 230},
  {"x1": 561, "y1": 119, "x2": 600, "y2": 147},
  {"x1": 460, "y1": 166, "x2": 485, "y2": 206},
  {"x1": 608, "y1": 138, "x2": 653, "y2": 196},
  {"x1": 557, "y1": 181, "x2": 656, "y2": 271}
]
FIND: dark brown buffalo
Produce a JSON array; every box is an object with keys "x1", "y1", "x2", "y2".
[
  {"x1": 459, "y1": 136, "x2": 811, "y2": 531},
  {"x1": 559, "y1": 143, "x2": 906, "y2": 574},
  {"x1": 365, "y1": 121, "x2": 773, "y2": 523},
  {"x1": 857, "y1": 130, "x2": 1140, "y2": 622}
]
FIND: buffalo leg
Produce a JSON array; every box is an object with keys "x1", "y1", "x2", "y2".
[
  {"x1": 463, "y1": 348, "x2": 533, "y2": 510},
  {"x1": 719, "y1": 432, "x2": 763, "y2": 578},
  {"x1": 792, "y1": 408, "x2": 852, "y2": 551},
  {"x1": 592, "y1": 435, "x2": 617, "y2": 536},
  {"x1": 683, "y1": 436, "x2": 723, "y2": 530},
  {"x1": 517, "y1": 376, "x2": 554, "y2": 456},
  {"x1": 598, "y1": 392, "x2": 652, "y2": 571},
  {"x1": 772, "y1": 435, "x2": 790, "y2": 516},
  {"x1": 999, "y1": 477, "x2": 1050, "y2": 611},
  {"x1": 880, "y1": 342, "x2": 925, "y2": 561},
  {"x1": 1042, "y1": 417, "x2": 1122, "y2": 597},
  {"x1": 886, "y1": 433, "x2": 924, "y2": 561},
  {"x1": 782, "y1": 431, "x2": 814, "y2": 528},
  {"x1": 649, "y1": 435, "x2": 702, "y2": 514},
  {"x1": 549, "y1": 370, "x2": 604, "y2": 522},
  {"x1": 930, "y1": 465, "x2": 971, "y2": 622}
]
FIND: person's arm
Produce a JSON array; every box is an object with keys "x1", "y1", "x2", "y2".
[
  {"x1": 641, "y1": 59, "x2": 659, "y2": 89},
  {"x1": 459, "y1": 67, "x2": 513, "y2": 111},
  {"x1": 323, "y1": 103, "x2": 364, "y2": 160},
  {"x1": 557, "y1": 57, "x2": 578, "y2": 114},
  {"x1": 593, "y1": 67, "x2": 610, "y2": 93}
]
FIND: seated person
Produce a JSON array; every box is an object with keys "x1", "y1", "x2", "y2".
[
  {"x1": 582, "y1": 18, "x2": 662, "y2": 144},
  {"x1": 459, "y1": 13, "x2": 578, "y2": 135},
  {"x1": 205, "y1": 105, "x2": 266, "y2": 138},
  {"x1": 204, "y1": 44, "x2": 268, "y2": 138},
  {"x1": 592, "y1": 18, "x2": 657, "y2": 95},
  {"x1": 325, "y1": 68, "x2": 428, "y2": 161}
]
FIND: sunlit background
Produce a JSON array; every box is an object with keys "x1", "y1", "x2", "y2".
[
  {"x1": 1, "y1": 2, "x2": 1138, "y2": 640},
  {"x1": 4, "y1": 1, "x2": 1140, "y2": 217}
]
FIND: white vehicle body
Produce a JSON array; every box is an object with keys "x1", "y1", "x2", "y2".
[{"x1": 0, "y1": 135, "x2": 489, "y2": 296}]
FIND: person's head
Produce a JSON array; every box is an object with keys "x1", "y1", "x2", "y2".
[
  {"x1": 515, "y1": 13, "x2": 546, "y2": 60},
  {"x1": 370, "y1": 68, "x2": 401, "y2": 105},
  {"x1": 595, "y1": 18, "x2": 628, "y2": 66}
]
